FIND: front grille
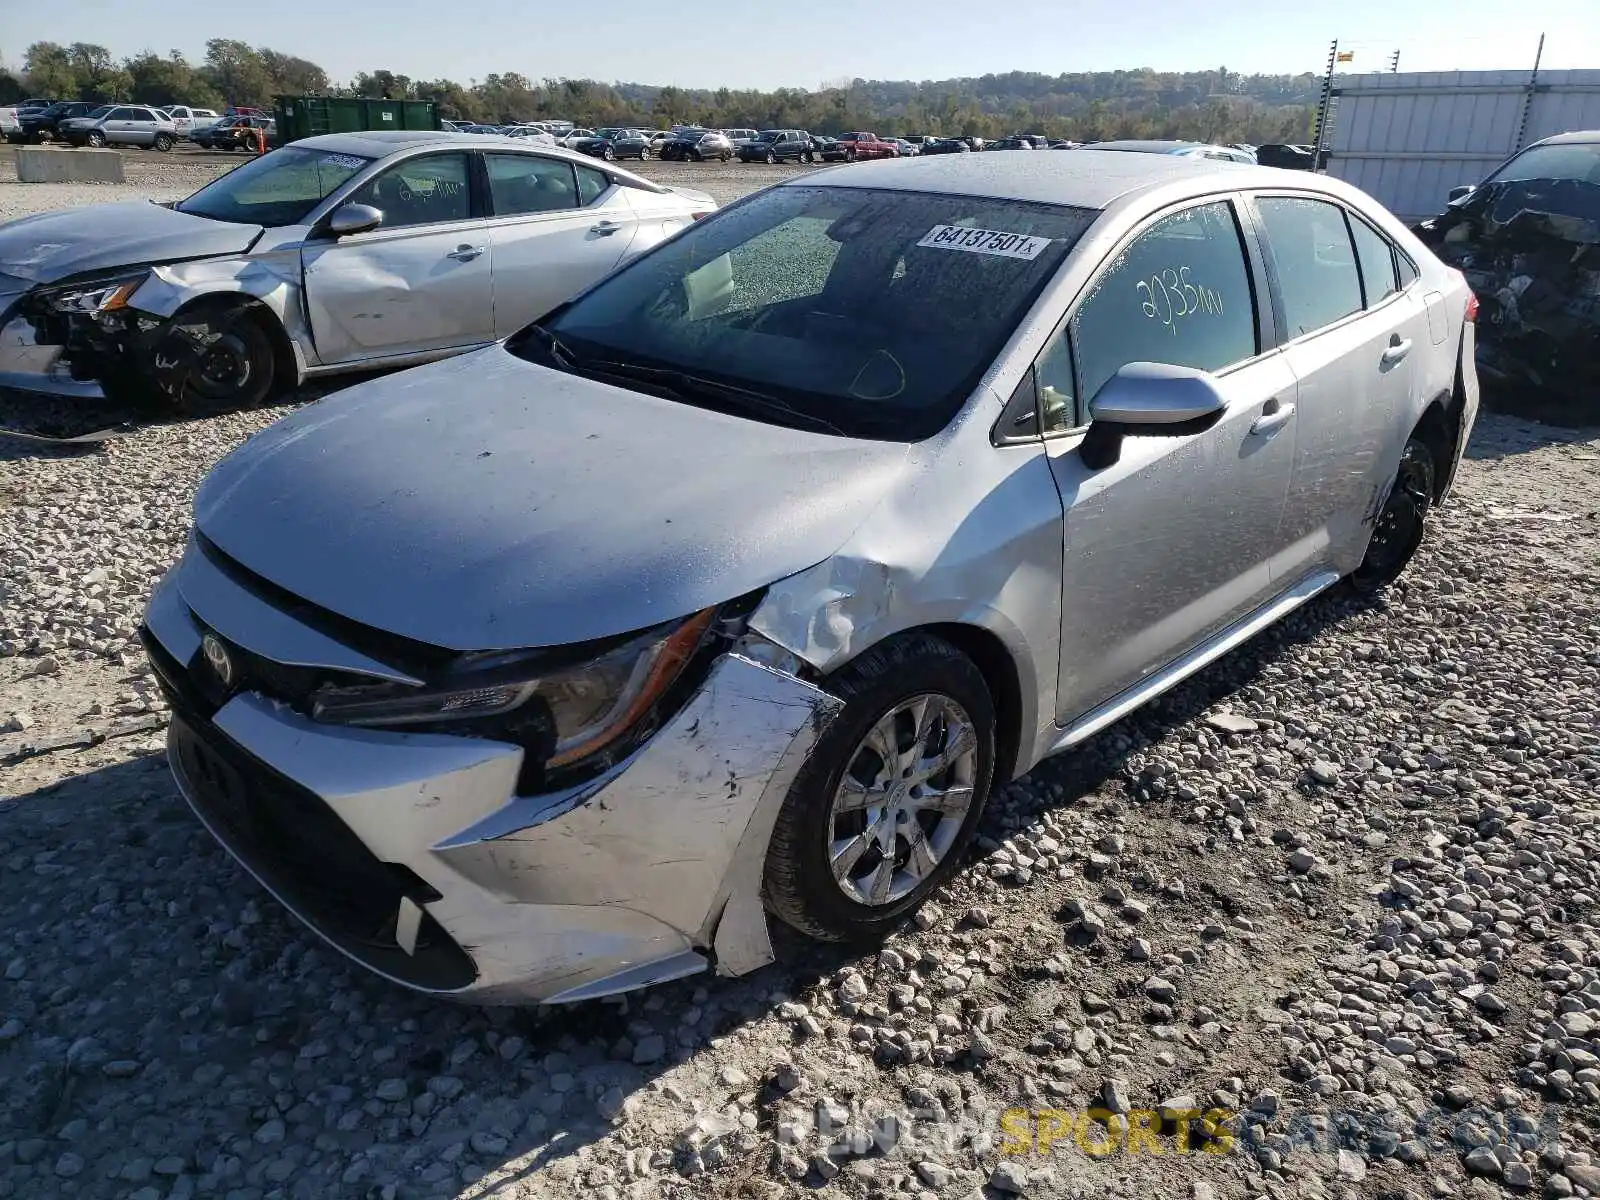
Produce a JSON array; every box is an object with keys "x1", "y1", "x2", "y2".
[{"x1": 168, "y1": 709, "x2": 477, "y2": 993}]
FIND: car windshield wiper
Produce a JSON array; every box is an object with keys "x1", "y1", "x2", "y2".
[
  {"x1": 517, "y1": 323, "x2": 578, "y2": 369},
  {"x1": 574, "y1": 358, "x2": 846, "y2": 436}
]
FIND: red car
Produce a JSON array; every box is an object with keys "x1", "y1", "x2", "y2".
[{"x1": 824, "y1": 131, "x2": 900, "y2": 162}]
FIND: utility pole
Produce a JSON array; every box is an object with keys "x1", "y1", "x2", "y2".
[
  {"x1": 1513, "y1": 33, "x2": 1545, "y2": 153},
  {"x1": 1311, "y1": 40, "x2": 1338, "y2": 172},
  {"x1": 1388, "y1": 50, "x2": 1401, "y2": 73}
]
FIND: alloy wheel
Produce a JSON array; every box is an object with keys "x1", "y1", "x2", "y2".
[{"x1": 826, "y1": 693, "x2": 978, "y2": 907}]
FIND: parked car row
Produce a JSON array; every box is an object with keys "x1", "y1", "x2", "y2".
[{"x1": 3, "y1": 144, "x2": 1471, "y2": 1009}]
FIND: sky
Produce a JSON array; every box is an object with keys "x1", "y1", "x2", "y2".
[{"x1": 3, "y1": 0, "x2": 1595, "y2": 91}]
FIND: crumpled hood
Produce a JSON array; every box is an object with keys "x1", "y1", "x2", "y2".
[
  {"x1": 0, "y1": 201, "x2": 261, "y2": 285},
  {"x1": 194, "y1": 347, "x2": 910, "y2": 652}
]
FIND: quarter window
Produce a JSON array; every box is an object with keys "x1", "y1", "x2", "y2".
[
  {"x1": 1256, "y1": 196, "x2": 1363, "y2": 337},
  {"x1": 486, "y1": 154, "x2": 577, "y2": 215},
  {"x1": 1348, "y1": 213, "x2": 1399, "y2": 307},
  {"x1": 1064, "y1": 200, "x2": 1257, "y2": 421},
  {"x1": 349, "y1": 153, "x2": 471, "y2": 228}
]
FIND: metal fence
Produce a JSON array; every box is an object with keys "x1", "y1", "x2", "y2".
[{"x1": 1322, "y1": 68, "x2": 1600, "y2": 221}]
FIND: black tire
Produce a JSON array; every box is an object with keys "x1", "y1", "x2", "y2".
[
  {"x1": 764, "y1": 148, "x2": 776, "y2": 164},
  {"x1": 153, "y1": 133, "x2": 174, "y2": 152},
  {"x1": 602, "y1": 144, "x2": 615, "y2": 161},
  {"x1": 86, "y1": 130, "x2": 106, "y2": 148},
  {"x1": 166, "y1": 306, "x2": 278, "y2": 415},
  {"x1": 804, "y1": 150, "x2": 815, "y2": 164},
  {"x1": 721, "y1": 151, "x2": 731, "y2": 162},
  {"x1": 1349, "y1": 436, "x2": 1436, "y2": 594},
  {"x1": 763, "y1": 632, "x2": 996, "y2": 944}
]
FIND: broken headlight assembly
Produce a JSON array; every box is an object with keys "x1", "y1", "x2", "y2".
[
  {"x1": 309, "y1": 606, "x2": 720, "y2": 784},
  {"x1": 42, "y1": 271, "x2": 151, "y2": 316}
]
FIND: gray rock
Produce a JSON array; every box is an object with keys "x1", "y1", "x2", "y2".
[
  {"x1": 915, "y1": 1161, "x2": 952, "y2": 1188},
  {"x1": 990, "y1": 1160, "x2": 1028, "y2": 1193},
  {"x1": 632, "y1": 1035, "x2": 666, "y2": 1064},
  {"x1": 1465, "y1": 1146, "x2": 1504, "y2": 1176}
]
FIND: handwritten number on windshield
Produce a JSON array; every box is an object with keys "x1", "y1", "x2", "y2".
[{"x1": 1137, "y1": 267, "x2": 1222, "y2": 335}]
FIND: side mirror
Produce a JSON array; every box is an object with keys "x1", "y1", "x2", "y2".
[
  {"x1": 1447, "y1": 184, "x2": 1474, "y2": 204},
  {"x1": 327, "y1": 202, "x2": 383, "y2": 237},
  {"x1": 1080, "y1": 362, "x2": 1228, "y2": 470}
]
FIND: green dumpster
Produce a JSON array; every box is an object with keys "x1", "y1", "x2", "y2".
[{"x1": 273, "y1": 96, "x2": 442, "y2": 144}]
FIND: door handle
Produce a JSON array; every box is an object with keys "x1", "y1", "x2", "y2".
[
  {"x1": 1381, "y1": 335, "x2": 1412, "y2": 365},
  {"x1": 446, "y1": 245, "x2": 484, "y2": 261},
  {"x1": 1249, "y1": 399, "x2": 1296, "y2": 436},
  {"x1": 590, "y1": 220, "x2": 623, "y2": 235}
]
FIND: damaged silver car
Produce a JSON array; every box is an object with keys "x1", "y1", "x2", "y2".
[
  {"x1": 0, "y1": 131, "x2": 714, "y2": 411},
  {"x1": 141, "y1": 151, "x2": 1478, "y2": 1004}
]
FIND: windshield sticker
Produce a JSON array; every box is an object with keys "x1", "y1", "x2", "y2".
[
  {"x1": 321, "y1": 154, "x2": 367, "y2": 169},
  {"x1": 917, "y1": 225, "x2": 1051, "y2": 260}
]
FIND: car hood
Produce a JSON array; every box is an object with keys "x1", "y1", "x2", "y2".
[
  {"x1": 193, "y1": 347, "x2": 911, "y2": 652},
  {"x1": 0, "y1": 201, "x2": 262, "y2": 284}
]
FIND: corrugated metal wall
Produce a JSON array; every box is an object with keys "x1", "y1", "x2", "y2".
[{"x1": 1324, "y1": 69, "x2": 1600, "y2": 221}]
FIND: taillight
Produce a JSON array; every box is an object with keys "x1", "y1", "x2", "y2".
[
  {"x1": 691, "y1": 211, "x2": 711, "y2": 220},
  {"x1": 1465, "y1": 291, "x2": 1478, "y2": 323}
]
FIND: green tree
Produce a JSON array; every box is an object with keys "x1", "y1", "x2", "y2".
[
  {"x1": 22, "y1": 42, "x2": 77, "y2": 98},
  {"x1": 126, "y1": 51, "x2": 222, "y2": 109},
  {"x1": 202, "y1": 38, "x2": 275, "y2": 108}
]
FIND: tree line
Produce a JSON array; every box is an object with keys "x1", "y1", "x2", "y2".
[{"x1": 2, "y1": 43, "x2": 1318, "y2": 144}]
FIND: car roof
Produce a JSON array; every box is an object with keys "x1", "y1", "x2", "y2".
[
  {"x1": 1090, "y1": 139, "x2": 1204, "y2": 152},
  {"x1": 792, "y1": 147, "x2": 1277, "y2": 209},
  {"x1": 1532, "y1": 130, "x2": 1600, "y2": 145},
  {"x1": 290, "y1": 129, "x2": 666, "y2": 188}
]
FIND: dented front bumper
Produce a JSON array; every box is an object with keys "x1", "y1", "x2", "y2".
[{"x1": 141, "y1": 565, "x2": 842, "y2": 1004}]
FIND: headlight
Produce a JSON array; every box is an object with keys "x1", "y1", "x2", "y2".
[
  {"x1": 46, "y1": 272, "x2": 149, "y2": 314},
  {"x1": 311, "y1": 607, "x2": 717, "y2": 770}
]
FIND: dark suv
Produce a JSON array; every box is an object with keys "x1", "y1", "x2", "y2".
[
  {"x1": 8, "y1": 101, "x2": 96, "y2": 144},
  {"x1": 737, "y1": 129, "x2": 816, "y2": 164}
]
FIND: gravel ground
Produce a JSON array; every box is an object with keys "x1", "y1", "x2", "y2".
[{"x1": 2, "y1": 162, "x2": 1599, "y2": 1200}]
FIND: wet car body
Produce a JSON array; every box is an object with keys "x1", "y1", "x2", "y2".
[
  {"x1": 144, "y1": 151, "x2": 1477, "y2": 1004},
  {"x1": 0, "y1": 131, "x2": 716, "y2": 410},
  {"x1": 1412, "y1": 130, "x2": 1600, "y2": 422}
]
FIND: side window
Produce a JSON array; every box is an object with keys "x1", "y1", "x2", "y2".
[
  {"x1": 348, "y1": 152, "x2": 471, "y2": 228},
  {"x1": 1065, "y1": 200, "x2": 1257, "y2": 419},
  {"x1": 576, "y1": 165, "x2": 610, "y2": 206},
  {"x1": 109, "y1": 108, "x2": 137, "y2": 121},
  {"x1": 1396, "y1": 251, "x2": 1419, "y2": 288},
  {"x1": 1348, "y1": 213, "x2": 1399, "y2": 307},
  {"x1": 485, "y1": 154, "x2": 577, "y2": 215},
  {"x1": 1255, "y1": 196, "x2": 1363, "y2": 337}
]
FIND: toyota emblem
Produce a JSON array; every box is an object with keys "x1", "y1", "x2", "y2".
[{"x1": 201, "y1": 633, "x2": 235, "y2": 690}]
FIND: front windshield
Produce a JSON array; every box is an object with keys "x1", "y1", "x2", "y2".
[
  {"x1": 758, "y1": 131, "x2": 782, "y2": 141},
  {"x1": 1484, "y1": 142, "x2": 1600, "y2": 187},
  {"x1": 177, "y1": 146, "x2": 373, "y2": 226},
  {"x1": 524, "y1": 185, "x2": 1096, "y2": 441}
]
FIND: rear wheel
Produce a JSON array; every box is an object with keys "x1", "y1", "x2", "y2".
[
  {"x1": 153, "y1": 133, "x2": 174, "y2": 152},
  {"x1": 763, "y1": 632, "x2": 996, "y2": 943},
  {"x1": 1349, "y1": 436, "x2": 1435, "y2": 593}
]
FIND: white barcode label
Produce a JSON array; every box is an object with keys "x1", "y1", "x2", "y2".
[{"x1": 916, "y1": 225, "x2": 1050, "y2": 260}]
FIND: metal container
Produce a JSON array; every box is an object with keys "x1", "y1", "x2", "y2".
[
  {"x1": 1323, "y1": 69, "x2": 1600, "y2": 221},
  {"x1": 273, "y1": 96, "x2": 441, "y2": 144}
]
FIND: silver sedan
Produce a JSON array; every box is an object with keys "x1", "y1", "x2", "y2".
[
  {"x1": 142, "y1": 150, "x2": 1478, "y2": 1003},
  {"x1": 0, "y1": 131, "x2": 715, "y2": 411}
]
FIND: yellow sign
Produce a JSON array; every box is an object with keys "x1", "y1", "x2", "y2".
[
  {"x1": 1336, "y1": 51, "x2": 1355, "y2": 62},
  {"x1": 999, "y1": 1108, "x2": 1237, "y2": 1157}
]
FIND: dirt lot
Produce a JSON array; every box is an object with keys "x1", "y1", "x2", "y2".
[{"x1": 1, "y1": 149, "x2": 1599, "y2": 1200}]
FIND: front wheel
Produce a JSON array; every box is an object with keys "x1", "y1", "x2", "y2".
[
  {"x1": 86, "y1": 131, "x2": 106, "y2": 148},
  {"x1": 602, "y1": 144, "x2": 615, "y2": 161},
  {"x1": 168, "y1": 307, "x2": 277, "y2": 414},
  {"x1": 1348, "y1": 436, "x2": 1436, "y2": 593},
  {"x1": 763, "y1": 632, "x2": 996, "y2": 943},
  {"x1": 764, "y1": 148, "x2": 776, "y2": 164}
]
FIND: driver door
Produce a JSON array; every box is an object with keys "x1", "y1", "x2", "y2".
[
  {"x1": 301, "y1": 151, "x2": 495, "y2": 365},
  {"x1": 1039, "y1": 197, "x2": 1300, "y2": 722}
]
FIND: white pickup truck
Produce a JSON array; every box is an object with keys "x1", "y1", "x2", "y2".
[{"x1": 161, "y1": 106, "x2": 221, "y2": 140}]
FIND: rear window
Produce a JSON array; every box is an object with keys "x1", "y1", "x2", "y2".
[
  {"x1": 1484, "y1": 141, "x2": 1600, "y2": 186},
  {"x1": 528, "y1": 185, "x2": 1096, "y2": 441}
]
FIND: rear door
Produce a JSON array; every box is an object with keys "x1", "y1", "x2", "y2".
[
  {"x1": 481, "y1": 152, "x2": 639, "y2": 336},
  {"x1": 1247, "y1": 193, "x2": 1427, "y2": 580},
  {"x1": 1041, "y1": 196, "x2": 1300, "y2": 722},
  {"x1": 301, "y1": 151, "x2": 495, "y2": 364}
]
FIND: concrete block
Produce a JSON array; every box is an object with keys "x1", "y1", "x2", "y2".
[{"x1": 14, "y1": 147, "x2": 125, "y2": 184}]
